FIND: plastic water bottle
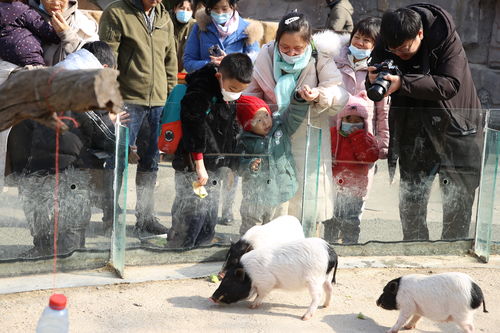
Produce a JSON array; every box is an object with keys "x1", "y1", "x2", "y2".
[{"x1": 36, "y1": 294, "x2": 69, "y2": 333}]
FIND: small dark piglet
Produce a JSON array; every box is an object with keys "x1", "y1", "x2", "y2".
[{"x1": 377, "y1": 272, "x2": 487, "y2": 333}]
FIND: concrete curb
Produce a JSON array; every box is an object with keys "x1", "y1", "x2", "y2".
[{"x1": 1, "y1": 255, "x2": 499, "y2": 295}]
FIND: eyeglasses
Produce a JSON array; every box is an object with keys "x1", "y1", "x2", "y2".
[{"x1": 385, "y1": 38, "x2": 416, "y2": 55}]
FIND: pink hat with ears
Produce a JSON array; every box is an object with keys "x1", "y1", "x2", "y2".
[{"x1": 336, "y1": 92, "x2": 373, "y2": 131}]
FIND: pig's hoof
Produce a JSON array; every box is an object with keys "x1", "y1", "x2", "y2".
[
  {"x1": 321, "y1": 302, "x2": 330, "y2": 308},
  {"x1": 301, "y1": 313, "x2": 312, "y2": 321},
  {"x1": 249, "y1": 303, "x2": 260, "y2": 309},
  {"x1": 403, "y1": 324, "x2": 416, "y2": 330}
]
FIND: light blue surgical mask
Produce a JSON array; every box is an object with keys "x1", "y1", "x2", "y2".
[
  {"x1": 341, "y1": 121, "x2": 364, "y2": 134},
  {"x1": 348, "y1": 44, "x2": 372, "y2": 60},
  {"x1": 280, "y1": 48, "x2": 311, "y2": 65},
  {"x1": 211, "y1": 11, "x2": 232, "y2": 25},
  {"x1": 176, "y1": 10, "x2": 192, "y2": 24}
]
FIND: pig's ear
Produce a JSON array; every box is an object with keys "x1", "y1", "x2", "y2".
[
  {"x1": 235, "y1": 268, "x2": 246, "y2": 281},
  {"x1": 388, "y1": 281, "x2": 399, "y2": 294}
]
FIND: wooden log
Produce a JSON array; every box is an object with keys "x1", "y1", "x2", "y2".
[{"x1": 0, "y1": 68, "x2": 123, "y2": 131}]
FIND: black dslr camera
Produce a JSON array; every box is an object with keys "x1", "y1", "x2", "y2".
[{"x1": 367, "y1": 59, "x2": 399, "y2": 102}]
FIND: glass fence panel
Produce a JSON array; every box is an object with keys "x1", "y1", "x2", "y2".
[
  {"x1": 110, "y1": 123, "x2": 129, "y2": 277},
  {"x1": 301, "y1": 125, "x2": 322, "y2": 237},
  {"x1": 322, "y1": 106, "x2": 486, "y2": 244},
  {"x1": 0, "y1": 101, "x2": 493, "y2": 277},
  {"x1": 0, "y1": 110, "x2": 123, "y2": 276},
  {"x1": 123, "y1": 101, "x2": 315, "y2": 250},
  {"x1": 475, "y1": 110, "x2": 500, "y2": 261},
  {"x1": 122, "y1": 102, "x2": 490, "y2": 254},
  {"x1": 488, "y1": 110, "x2": 500, "y2": 244}
]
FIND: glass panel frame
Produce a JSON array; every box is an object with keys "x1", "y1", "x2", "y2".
[
  {"x1": 109, "y1": 123, "x2": 129, "y2": 277},
  {"x1": 301, "y1": 124, "x2": 322, "y2": 237},
  {"x1": 474, "y1": 110, "x2": 500, "y2": 262}
]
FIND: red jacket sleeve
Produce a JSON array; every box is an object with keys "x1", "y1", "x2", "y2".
[
  {"x1": 191, "y1": 152, "x2": 203, "y2": 161},
  {"x1": 349, "y1": 129, "x2": 380, "y2": 163}
]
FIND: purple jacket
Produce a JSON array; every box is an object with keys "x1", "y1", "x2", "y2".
[{"x1": 0, "y1": 2, "x2": 59, "y2": 66}]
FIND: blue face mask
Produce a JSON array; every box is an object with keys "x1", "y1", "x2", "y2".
[
  {"x1": 176, "y1": 10, "x2": 192, "y2": 24},
  {"x1": 341, "y1": 121, "x2": 364, "y2": 134},
  {"x1": 348, "y1": 45, "x2": 372, "y2": 60},
  {"x1": 211, "y1": 11, "x2": 232, "y2": 25}
]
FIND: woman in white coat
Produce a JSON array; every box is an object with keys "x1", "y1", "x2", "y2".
[{"x1": 244, "y1": 11, "x2": 348, "y2": 227}]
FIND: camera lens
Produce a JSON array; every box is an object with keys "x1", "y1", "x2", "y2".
[
  {"x1": 367, "y1": 85, "x2": 385, "y2": 102},
  {"x1": 367, "y1": 72, "x2": 391, "y2": 102}
]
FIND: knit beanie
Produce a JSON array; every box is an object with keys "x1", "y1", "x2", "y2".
[{"x1": 236, "y1": 95, "x2": 272, "y2": 131}]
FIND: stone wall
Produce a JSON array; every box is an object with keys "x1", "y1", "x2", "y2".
[{"x1": 237, "y1": 0, "x2": 500, "y2": 108}]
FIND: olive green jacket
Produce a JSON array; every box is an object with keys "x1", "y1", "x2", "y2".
[{"x1": 99, "y1": 0, "x2": 177, "y2": 106}]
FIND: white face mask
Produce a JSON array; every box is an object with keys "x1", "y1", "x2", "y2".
[{"x1": 221, "y1": 88, "x2": 242, "y2": 102}]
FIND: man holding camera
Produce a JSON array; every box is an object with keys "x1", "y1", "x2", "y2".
[{"x1": 366, "y1": 4, "x2": 483, "y2": 241}]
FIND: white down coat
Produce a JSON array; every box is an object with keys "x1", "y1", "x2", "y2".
[{"x1": 244, "y1": 30, "x2": 349, "y2": 223}]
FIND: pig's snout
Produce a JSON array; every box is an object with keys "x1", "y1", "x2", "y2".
[{"x1": 218, "y1": 271, "x2": 225, "y2": 279}]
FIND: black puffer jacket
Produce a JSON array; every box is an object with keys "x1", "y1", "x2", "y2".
[
  {"x1": 367, "y1": 3, "x2": 483, "y2": 189},
  {"x1": 9, "y1": 111, "x2": 115, "y2": 174},
  {"x1": 173, "y1": 64, "x2": 240, "y2": 172}
]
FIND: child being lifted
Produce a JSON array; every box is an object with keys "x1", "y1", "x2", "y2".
[{"x1": 235, "y1": 92, "x2": 311, "y2": 235}]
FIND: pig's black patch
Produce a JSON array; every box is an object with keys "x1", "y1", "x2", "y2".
[
  {"x1": 376, "y1": 277, "x2": 401, "y2": 310},
  {"x1": 470, "y1": 281, "x2": 488, "y2": 313},
  {"x1": 211, "y1": 263, "x2": 252, "y2": 305},
  {"x1": 326, "y1": 245, "x2": 338, "y2": 283},
  {"x1": 221, "y1": 240, "x2": 253, "y2": 273}
]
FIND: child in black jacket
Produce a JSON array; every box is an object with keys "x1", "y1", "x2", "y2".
[{"x1": 168, "y1": 53, "x2": 253, "y2": 248}]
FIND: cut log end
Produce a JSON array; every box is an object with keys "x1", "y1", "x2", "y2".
[{"x1": 0, "y1": 67, "x2": 123, "y2": 130}]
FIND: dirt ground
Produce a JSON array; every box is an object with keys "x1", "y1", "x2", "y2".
[{"x1": 0, "y1": 266, "x2": 497, "y2": 333}]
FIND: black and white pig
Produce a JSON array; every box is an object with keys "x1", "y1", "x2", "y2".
[
  {"x1": 377, "y1": 272, "x2": 488, "y2": 333},
  {"x1": 211, "y1": 237, "x2": 338, "y2": 320},
  {"x1": 220, "y1": 215, "x2": 304, "y2": 276}
]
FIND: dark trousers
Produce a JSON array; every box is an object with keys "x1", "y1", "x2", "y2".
[
  {"x1": 324, "y1": 192, "x2": 364, "y2": 244},
  {"x1": 334, "y1": 192, "x2": 364, "y2": 243},
  {"x1": 19, "y1": 168, "x2": 92, "y2": 255},
  {"x1": 169, "y1": 170, "x2": 222, "y2": 248},
  {"x1": 124, "y1": 104, "x2": 162, "y2": 222},
  {"x1": 398, "y1": 145, "x2": 477, "y2": 241}
]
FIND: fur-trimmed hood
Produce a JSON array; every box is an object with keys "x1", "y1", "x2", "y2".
[
  {"x1": 195, "y1": 10, "x2": 263, "y2": 46},
  {"x1": 312, "y1": 30, "x2": 349, "y2": 58}
]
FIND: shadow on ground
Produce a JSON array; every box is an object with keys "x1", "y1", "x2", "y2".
[
  {"x1": 323, "y1": 313, "x2": 388, "y2": 333},
  {"x1": 168, "y1": 295, "x2": 313, "y2": 320}
]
